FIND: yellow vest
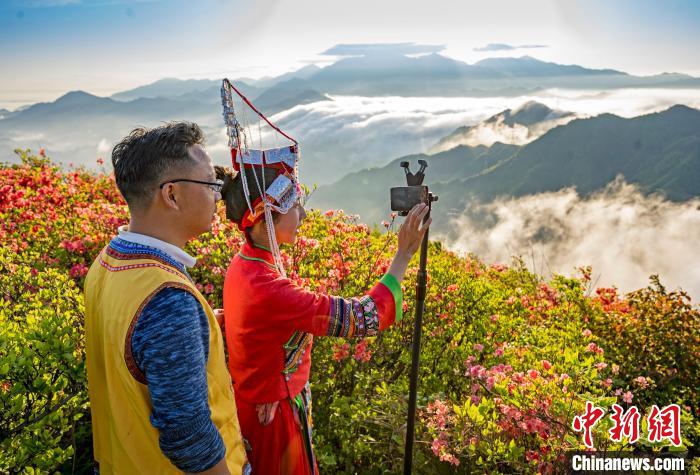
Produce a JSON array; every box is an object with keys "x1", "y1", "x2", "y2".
[{"x1": 84, "y1": 244, "x2": 248, "y2": 474}]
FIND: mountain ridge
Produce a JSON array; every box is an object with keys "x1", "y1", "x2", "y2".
[
  {"x1": 310, "y1": 105, "x2": 700, "y2": 227},
  {"x1": 429, "y1": 100, "x2": 576, "y2": 153}
]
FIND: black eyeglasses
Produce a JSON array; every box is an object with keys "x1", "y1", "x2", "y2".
[{"x1": 159, "y1": 178, "x2": 224, "y2": 193}]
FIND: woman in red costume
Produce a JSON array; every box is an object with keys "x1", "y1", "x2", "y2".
[{"x1": 215, "y1": 164, "x2": 431, "y2": 474}]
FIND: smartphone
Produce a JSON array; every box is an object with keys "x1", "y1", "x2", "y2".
[{"x1": 390, "y1": 186, "x2": 429, "y2": 215}]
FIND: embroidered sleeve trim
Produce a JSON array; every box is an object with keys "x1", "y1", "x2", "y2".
[
  {"x1": 327, "y1": 295, "x2": 380, "y2": 338},
  {"x1": 282, "y1": 331, "x2": 313, "y2": 380}
]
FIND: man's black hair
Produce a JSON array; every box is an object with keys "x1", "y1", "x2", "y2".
[{"x1": 112, "y1": 121, "x2": 205, "y2": 208}]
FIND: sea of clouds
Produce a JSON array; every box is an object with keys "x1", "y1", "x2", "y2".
[
  {"x1": 209, "y1": 88, "x2": 700, "y2": 300},
  {"x1": 205, "y1": 88, "x2": 700, "y2": 184},
  {"x1": 4, "y1": 85, "x2": 699, "y2": 301},
  {"x1": 436, "y1": 179, "x2": 700, "y2": 301},
  {"x1": 6, "y1": 86, "x2": 697, "y2": 177}
]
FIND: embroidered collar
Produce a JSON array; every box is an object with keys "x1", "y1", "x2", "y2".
[
  {"x1": 117, "y1": 225, "x2": 197, "y2": 268},
  {"x1": 239, "y1": 240, "x2": 277, "y2": 269},
  {"x1": 108, "y1": 237, "x2": 191, "y2": 278}
]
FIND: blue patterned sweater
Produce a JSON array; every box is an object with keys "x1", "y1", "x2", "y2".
[{"x1": 111, "y1": 238, "x2": 224, "y2": 473}]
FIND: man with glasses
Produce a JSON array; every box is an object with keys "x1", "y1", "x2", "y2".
[{"x1": 84, "y1": 122, "x2": 249, "y2": 474}]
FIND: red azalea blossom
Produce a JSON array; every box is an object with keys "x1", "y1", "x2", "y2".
[
  {"x1": 353, "y1": 339, "x2": 372, "y2": 362},
  {"x1": 69, "y1": 262, "x2": 89, "y2": 278},
  {"x1": 332, "y1": 342, "x2": 350, "y2": 361}
]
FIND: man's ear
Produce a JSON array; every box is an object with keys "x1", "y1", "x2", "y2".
[{"x1": 159, "y1": 183, "x2": 181, "y2": 211}]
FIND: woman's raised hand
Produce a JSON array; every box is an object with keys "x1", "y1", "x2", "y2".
[
  {"x1": 387, "y1": 203, "x2": 432, "y2": 282},
  {"x1": 397, "y1": 203, "x2": 432, "y2": 258}
]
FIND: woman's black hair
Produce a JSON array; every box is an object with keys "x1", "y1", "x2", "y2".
[{"x1": 215, "y1": 165, "x2": 281, "y2": 224}]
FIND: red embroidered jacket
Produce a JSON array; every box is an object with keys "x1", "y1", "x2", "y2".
[{"x1": 223, "y1": 241, "x2": 403, "y2": 404}]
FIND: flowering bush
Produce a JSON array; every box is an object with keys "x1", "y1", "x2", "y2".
[
  {"x1": 1, "y1": 149, "x2": 127, "y2": 283},
  {"x1": 1, "y1": 151, "x2": 698, "y2": 473}
]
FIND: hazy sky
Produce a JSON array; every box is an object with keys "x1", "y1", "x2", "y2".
[{"x1": 2, "y1": 0, "x2": 700, "y2": 108}]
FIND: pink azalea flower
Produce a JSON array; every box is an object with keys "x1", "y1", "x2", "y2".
[
  {"x1": 431, "y1": 438, "x2": 446, "y2": 456},
  {"x1": 486, "y1": 376, "x2": 495, "y2": 390},
  {"x1": 469, "y1": 365, "x2": 486, "y2": 379}
]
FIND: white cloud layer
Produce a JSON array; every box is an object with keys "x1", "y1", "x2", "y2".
[
  {"x1": 4, "y1": 87, "x2": 699, "y2": 182},
  {"x1": 473, "y1": 43, "x2": 548, "y2": 52},
  {"x1": 242, "y1": 88, "x2": 700, "y2": 183},
  {"x1": 437, "y1": 180, "x2": 700, "y2": 301},
  {"x1": 428, "y1": 114, "x2": 575, "y2": 153}
]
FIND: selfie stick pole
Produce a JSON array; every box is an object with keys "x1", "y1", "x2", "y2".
[
  {"x1": 403, "y1": 216, "x2": 429, "y2": 475},
  {"x1": 401, "y1": 160, "x2": 437, "y2": 475}
]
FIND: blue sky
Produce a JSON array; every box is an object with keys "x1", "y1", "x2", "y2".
[{"x1": 1, "y1": 0, "x2": 700, "y2": 109}]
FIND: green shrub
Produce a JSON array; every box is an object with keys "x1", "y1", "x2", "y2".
[
  {"x1": 1, "y1": 153, "x2": 697, "y2": 473},
  {"x1": 0, "y1": 249, "x2": 90, "y2": 472}
]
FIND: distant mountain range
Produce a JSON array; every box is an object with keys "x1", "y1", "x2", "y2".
[
  {"x1": 309, "y1": 105, "x2": 700, "y2": 228},
  {"x1": 104, "y1": 52, "x2": 699, "y2": 103},
  {"x1": 1, "y1": 44, "x2": 699, "y2": 189},
  {"x1": 109, "y1": 65, "x2": 322, "y2": 102},
  {"x1": 0, "y1": 90, "x2": 221, "y2": 168},
  {"x1": 111, "y1": 78, "x2": 224, "y2": 102},
  {"x1": 273, "y1": 52, "x2": 700, "y2": 97}
]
